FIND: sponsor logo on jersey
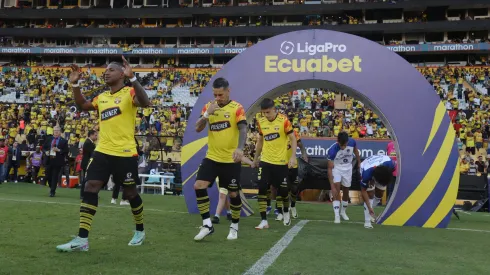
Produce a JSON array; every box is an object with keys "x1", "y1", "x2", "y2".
[
  {"x1": 101, "y1": 107, "x2": 122, "y2": 121},
  {"x1": 264, "y1": 133, "x2": 280, "y2": 141},
  {"x1": 209, "y1": 121, "x2": 231, "y2": 131}
]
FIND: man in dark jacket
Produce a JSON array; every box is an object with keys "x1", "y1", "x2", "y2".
[
  {"x1": 80, "y1": 130, "x2": 97, "y2": 199},
  {"x1": 6, "y1": 141, "x2": 22, "y2": 183},
  {"x1": 43, "y1": 126, "x2": 69, "y2": 197}
]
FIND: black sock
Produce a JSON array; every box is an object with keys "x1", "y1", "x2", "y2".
[
  {"x1": 266, "y1": 188, "x2": 271, "y2": 207},
  {"x1": 229, "y1": 195, "x2": 242, "y2": 224},
  {"x1": 79, "y1": 192, "x2": 98, "y2": 238},
  {"x1": 290, "y1": 190, "x2": 297, "y2": 208},
  {"x1": 280, "y1": 185, "x2": 289, "y2": 213},
  {"x1": 195, "y1": 189, "x2": 210, "y2": 220},
  {"x1": 129, "y1": 195, "x2": 144, "y2": 232},
  {"x1": 276, "y1": 196, "x2": 283, "y2": 213},
  {"x1": 258, "y1": 193, "x2": 267, "y2": 220}
]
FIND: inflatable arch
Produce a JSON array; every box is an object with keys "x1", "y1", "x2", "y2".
[{"x1": 181, "y1": 30, "x2": 460, "y2": 228}]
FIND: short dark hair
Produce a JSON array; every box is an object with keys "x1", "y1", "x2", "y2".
[
  {"x1": 88, "y1": 130, "x2": 96, "y2": 137},
  {"x1": 337, "y1": 131, "x2": 349, "y2": 145},
  {"x1": 260, "y1": 98, "x2": 275, "y2": 110},
  {"x1": 212, "y1": 77, "x2": 229, "y2": 89},
  {"x1": 372, "y1": 166, "x2": 393, "y2": 186},
  {"x1": 108, "y1": 62, "x2": 124, "y2": 71}
]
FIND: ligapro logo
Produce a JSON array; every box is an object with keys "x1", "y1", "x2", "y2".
[
  {"x1": 279, "y1": 41, "x2": 347, "y2": 56},
  {"x1": 280, "y1": 41, "x2": 295, "y2": 55}
]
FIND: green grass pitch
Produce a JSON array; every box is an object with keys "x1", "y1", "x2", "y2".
[{"x1": 0, "y1": 183, "x2": 489, "y2": 275}]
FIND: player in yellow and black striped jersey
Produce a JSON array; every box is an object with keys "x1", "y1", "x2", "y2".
[
  {"x1": 193, "y1": 77, "x2": 248, "y2": 241},
  {"x1": 56, "y1": 57, "x2": 151, "y2": 252},
  {"x1": 252, "y1": 98, "x2": 298, "y2": 229}
]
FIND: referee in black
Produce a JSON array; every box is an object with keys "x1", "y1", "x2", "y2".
[{"x1": 80, "y1": 130, "x2": 97, "y2": 199}]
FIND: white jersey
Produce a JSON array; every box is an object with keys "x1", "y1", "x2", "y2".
[
  {"x1": 360, "y1": 155, "x2": 396, "y2": 189},
  {"x1": 327, "y1": 138, "x2": 357, "y2": 171}
]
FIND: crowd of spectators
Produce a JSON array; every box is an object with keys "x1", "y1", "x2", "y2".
[
  {"x1": 0, "y1": 66, "x2": 217, "y2": 183},
  {"x1": 0, "y1": 64, "x2": 488, "y2": 181}
]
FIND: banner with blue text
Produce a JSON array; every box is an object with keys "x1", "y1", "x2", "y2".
[
  {"x1": 0, "y1": 43, "x2": 488, "y2": 56},
  {"x1": 297, "y1": 138, "x2": 390, "y2": 159}
]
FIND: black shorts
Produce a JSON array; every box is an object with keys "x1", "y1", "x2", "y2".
[
  {"x1": 85, "y1": 151, "x2": 139, "y2": 188},
  {"x1": 259, "y1": 161, "x2": 288, "y2": 189},
  {"x1": 288, "y1": 167, "x2": 299, "y2": 187},
  {"x1": 196, "y1": 158, "x2": 241, "y2": 192}
]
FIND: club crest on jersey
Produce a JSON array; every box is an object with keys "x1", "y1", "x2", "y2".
[
  {"x1": 114, "y1": 97, "x2": 122, "y2": 104},
  {"x1": 274, "y1": 126, "x2": 280, "y2": 131},
  {"x1": 101, "y1": 107, "x2": 122, "y2": 121},
  {"x1": 264, "y1": 133, "x2": 279, "y2": 141},
  {"x1": 224, "y1": 112, "x2": 231, "y2": 118},
  {"x1": 209, "y1": 121, "x2": 231, "y2": 131}
]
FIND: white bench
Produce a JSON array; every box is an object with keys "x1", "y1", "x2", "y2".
[{"x1": 138, "y1": 173, "x2": 175, "y2": 195}]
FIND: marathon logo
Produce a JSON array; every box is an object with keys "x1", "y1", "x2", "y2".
[
  {"x1": 264, "y1": 133, "x2": 279, "y2": 141},
  {"x1": 101, "y1": 107, "x2": 121, "y2": 121},
  {"x1": 209, "y1": 121, "x2": 231, "y2": 131},
  {"x1": 87, "y1": 48, "x2": 119, "y2": 55}
]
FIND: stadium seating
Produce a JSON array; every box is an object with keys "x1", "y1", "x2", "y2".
[{"x1": 0, "y1": 65, "x2": 489, "y2": 179}]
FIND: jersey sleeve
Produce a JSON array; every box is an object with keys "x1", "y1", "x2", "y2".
[
  {"x1": 236, "y1": 104, "x2": 247, "y2": 125},
  {"x1": 327, "y1": 144, "x2": 338, "y2": 161},
  {"x1": 257, "y1": 120, "x2": 263, "y2": 136},
  {"x1": 385, "y1": 159, "x2": 396, "y2": 171},
  {"x1": 284, "y1": 118, "x2": 293, "y2": 135},
  {"x1": 348, "y1": 138, "x2": 357, "y2": 147},
  {"x1": 200, "y1": 103, "x2": 209, "y2": 117},
  {"x1": 294, "y1": 129, "x2": 301, "y2": 142},
  {"x1": 91, "y1": 96, "x2": 99, "y2": 110},
  {"x1": 130, "y1": 88, "x2": 136, "y2": 104},
  {"x1": 360, "y1": 167, "x2": 373, "y2": 189}
]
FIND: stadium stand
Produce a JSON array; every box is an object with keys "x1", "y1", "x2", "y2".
[{"x1": 0, "y1": 0, "x2": 489, "y2": 183}]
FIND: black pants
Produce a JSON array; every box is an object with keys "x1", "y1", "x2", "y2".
[
  {"x1": 80, "y1": 169, "x2": 86, "y2": 198},
  {"x1": 6, "y1": 162, "x2": 19, "y2": 181},
  {"x1": 32, "y1": 166, "x2": 41, "y2": 184},
  {"x1": 46, "y1": 165, "x2": 62, "y2": 195}
]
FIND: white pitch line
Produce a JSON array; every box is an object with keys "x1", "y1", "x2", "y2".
[
  {"x1": 445, "y1": 227, "x2": 490, "y2": 233},
  {"x1": 455, "y1": 210, "x2": 472, "y2": 215},
  {"x1": 2, "y1": 198, "x2": 489, "y2": 234},
  {"x1": 0, "y1": 197, "x2": 189, "y2": 214},
  {"x1": 308, "y1": 219, "x2": 490, "y2": 233},
  {"x1": 243, "y1": 220, "x2": 309, "y2": 275}
]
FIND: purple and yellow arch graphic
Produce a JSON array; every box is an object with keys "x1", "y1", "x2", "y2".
[{"x1": 182, "y1": 30, "x2": 460, "y2": 228}]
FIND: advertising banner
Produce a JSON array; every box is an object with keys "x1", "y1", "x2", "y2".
[{"x1": 0, "y1": 43, "x2": 488, "y2": 56}]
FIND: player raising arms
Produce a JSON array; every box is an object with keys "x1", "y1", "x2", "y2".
[
  {"x1": 327, "y1": 131, "x2": 361, "y2": 224},
  {"x1": 359, "y1": 155, "x2": 395, "y2": 229},
  {"x1": 193, "y1": 77, "x2": 247, "y2": 241},
  {"x1": 253, "y1": 98, "x2": 297, "y2": 229},
  {"x1": 56, "y1": 57, "x2": 151, "y2": 252}
]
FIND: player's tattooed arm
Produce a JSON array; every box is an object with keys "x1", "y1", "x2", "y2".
[
  {"x1": 237, "y1": 123, "x2": 247, "y2": 150},
  {"x1": 195, "y1": 116, "x2": 208, "y2": 132}
]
